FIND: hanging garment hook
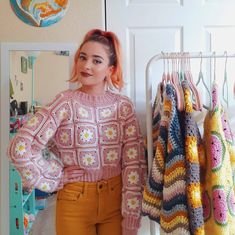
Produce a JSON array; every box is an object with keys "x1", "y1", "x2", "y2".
[
  {"x1": 166, "y1": 53, "x2": 171, "y2": 83},
  {"x1": 161, "y1": 51, "x2": 167, "y2": 85},
  {"x1": 161, "y1": 51, "x2": 166, "y2": 73},
  {"x1": 213, "y1": 51, "x2": 216, "y2": 83},
  {"x1": 200, "y1": 52, "x2": 203, "y2": 73},
  {"x1": 222, "y1": 51, "x2": 229, "y2": 108},
  {"x1": 196, "y1": 52, "x2": 211, "y2": 110},
  {"x1": 167, "y1": 53, "x2": 170, "y2": 73}
]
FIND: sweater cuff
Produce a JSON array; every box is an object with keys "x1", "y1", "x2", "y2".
[
  {"x1": 122, "y1": 227, "x2": 138, "y2": 235},
  {"x1": 122, "y1": 216, "x2": 140, "y2": 230},
  {"x1": 57, "y1": 171, "x2": 65, "y2": 190}
]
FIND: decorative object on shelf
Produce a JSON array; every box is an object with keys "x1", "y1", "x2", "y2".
[
  {"x1": 10, "y1": 0, "x2": 70, "y2": 27},
  {"x1": 21, "y1": 56, "x2": 27, "y2": 74},
  {"x1": 27, "y1": 51, "x2": 41, "y2": 113}
]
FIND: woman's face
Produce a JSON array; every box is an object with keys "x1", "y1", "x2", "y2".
[{"x1": 76, "y1": 41, "x2": 113, "y2": 91}]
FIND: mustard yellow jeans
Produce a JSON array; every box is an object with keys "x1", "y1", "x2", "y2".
[{"x1": 56, "y1": 175, "x2": 122, "y2": 235}]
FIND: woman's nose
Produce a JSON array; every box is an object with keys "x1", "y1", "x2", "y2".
[{"x1": 83, "y1": 60, "x2": 92, "y2": 70}]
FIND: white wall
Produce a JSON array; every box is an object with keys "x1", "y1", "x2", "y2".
[{"x1": 35, "y1": 52, "x2": 69, "y2": 106}]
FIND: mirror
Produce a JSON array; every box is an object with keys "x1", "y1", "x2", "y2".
[
  {"x1": 10, "y1": 50, "x2": 71, "y2": 114},
  {"x1": 0, "y1": 43, "x2": 77, "y2": 235}
]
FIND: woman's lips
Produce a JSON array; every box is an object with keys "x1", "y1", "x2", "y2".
[{"x1": 81, "y1": 72, "x2": 92, "y2": 77}]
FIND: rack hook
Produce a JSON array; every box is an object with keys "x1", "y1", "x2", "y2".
[
  {"x1": 223, "y1": 51, "x2": 229, "y2": 108},
  {"x1": 200, "y1": 52, "x2": 202, "y2": 73},
  {"x1": 213, "y1": 51, "x2": 216, "y2": 83},
  {"x1": 161, "y1": 51, "x2": 165, "y2": 73}
]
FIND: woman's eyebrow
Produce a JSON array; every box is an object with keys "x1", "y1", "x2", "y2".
[{"x1": 93, "y1": 55, "x2": 104, "y2": 60}]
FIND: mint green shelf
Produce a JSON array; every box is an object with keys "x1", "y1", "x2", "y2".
[{"x1": 9, "y1": 132, "x2": 37, "y2": 235}]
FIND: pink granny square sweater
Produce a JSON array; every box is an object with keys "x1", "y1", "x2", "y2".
[{"x1": 8, "y1": 89, "x2": 147, "y2": 234}]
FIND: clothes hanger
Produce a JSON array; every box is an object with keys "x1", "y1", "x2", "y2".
[
  {"x1": 184, "y1": 53, "x2": 202, "y2": 111},
  {"x1": 154, "y1": 51, "x2": 166, "y2": 109},
  {"x1": 170, "y1": 53, "x2": 184, "y2": 111},
  {"x1": 161, "y1": 51, "x2": 167, "y2": 86},
  {"x1": 222, "y1": 51, "x2": 229, "y2": 108},
  {"x1": 213, "y1": 51, "x2": 216, "y2": 83},
  {"x1": 196, "y1": 52, "x2": 210, "y2": 110}
]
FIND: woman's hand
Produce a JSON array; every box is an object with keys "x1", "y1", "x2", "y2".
[{"x1": 63, "y1": 166, "x2": 85, "y2": 184}]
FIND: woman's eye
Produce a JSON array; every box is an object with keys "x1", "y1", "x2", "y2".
[
  {"x1": 93, "y1": 59, "x2": 102, "y2": 64},
  {"x1": 79, "y1": 55, "x2": 86, "y2": 61}
]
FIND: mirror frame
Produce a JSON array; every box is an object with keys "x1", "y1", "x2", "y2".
[{"x1": 0, "y1": 42, "x2": 77, "y2": 235}]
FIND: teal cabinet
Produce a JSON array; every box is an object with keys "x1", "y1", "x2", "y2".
[{"x1": 9, "y1": 164, "x2": 37, "y2": 235}]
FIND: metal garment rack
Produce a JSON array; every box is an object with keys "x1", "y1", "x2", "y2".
[{"x1": 145, "y1": 52, "x2": 235, "y2": 235}]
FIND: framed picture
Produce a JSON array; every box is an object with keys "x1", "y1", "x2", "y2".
[
  {"x1": 28, "y1": 56, "x2": 32, "y2": 69},
  {"x1": 21, "y1": 56, "x2": 27, "y2": 73}
]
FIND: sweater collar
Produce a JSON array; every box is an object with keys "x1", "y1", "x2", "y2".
[{"x1": 74, "y1": 90, "x2": 118, "y2": 106}]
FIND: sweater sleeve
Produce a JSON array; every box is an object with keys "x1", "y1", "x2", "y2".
[
  {"x1": 120, "y1": 98, "x2": 147, "y2": 235},
  {"x1": 7, "y1": 91, "x2": 72, "y2": 193}
]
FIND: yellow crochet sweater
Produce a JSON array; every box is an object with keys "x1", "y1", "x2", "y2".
[{"x1": 203, "y1": 83, "x2": 235, "y2": 235}]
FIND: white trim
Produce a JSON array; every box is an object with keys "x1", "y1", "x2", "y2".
[{"x1": 0, "y1": 42, "x2": 77, "y2": 235}]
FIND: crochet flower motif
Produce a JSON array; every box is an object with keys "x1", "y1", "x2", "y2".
[
  {"x1": 49, "y1": 162, "x2": 60, "y2": 173},
  {"x1": 106, "y1": 150, "x2": 118, "y2": 161},
  {"x1": 60, "y1": 132, "x2": 69, "y2": 143},
  {"x1": 63, "y1": 154, "x2": 73, "y2": 165},
  {"x1": 80, "y1": 129, "x2": 93, "y2": 142},
  {"x1": 45, "y1": 128, "x2": 54, "y2": 139},
  {"x1": 78, "y1": 107, "x2": 89, "y2": 118},
  {"x1": 127, "y1": 148, "x2": 138, "y2": 159},
  {"x1": 15, "y1": 141, "x2": 27, "y2": 156},
  {"x1": 122, "y1": 105, "x2": 130, "y2": 116},
  {"x1": 101, "y1": 108, "x2": 112, "y2": 118},
  {"x1": 22, "y1": 168, "x2": 33, "y2": 180},
  {"x1": 184, "y1": 88, "x2": 193, "y2": 113},
  {"x1": 126, "y1": 125, "x2": 136, "y2": 137},
  {"x1": 27, "y1": 116, "x2": 39, "y2": 127},
  {"x1": 127, "y1": 197, "x2": 140, "y2": 209},
  {"x1": 163, "y1": 99, "x2": 172, "y2": 113},
  {"x1": 105, "y1": 127, "x2": 117, "y2": 139},
  {"x1": 59, "y1": 108, "x2": 68, "y2": 119},
  {"x1": 185, "y1": 136, "x2": 198, "y2": 163},
  {"x1": 194, "y1": 226, "x2": 205, "y2": 235},
  {"x1": 128, "y1": 171, "x2": 139, "y2": 184},
  {"x1": 82, "y1": 153, "x2": 95, "y2": 166},
  {"x1": 187, "y1": 183, "x2": 202, "y2": 208},
  {"x1": 40, "y1": 182, "x2": 50, "y2": 191}
]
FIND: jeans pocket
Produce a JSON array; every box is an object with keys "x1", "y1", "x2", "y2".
[{"x1": 57, "y1": 188, "x2": 82, "y2": 202}]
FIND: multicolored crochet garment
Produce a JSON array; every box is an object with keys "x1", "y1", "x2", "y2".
[
  {"x1": 142, "y1": 84, "x2": 190, "y2": 234},
  {"x1": 182, "y1": 81, "x2": 205, "y2": 235},
  {"x1": 203, "y1": 83, "x2": 235, "y2": 234}
]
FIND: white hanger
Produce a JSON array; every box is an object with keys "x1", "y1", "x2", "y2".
[
  {"x1": 196, "y1": 52, "x2": 211, "y2": 110},
  {"x1": 222, "y1": 51, "x2": 229, "y2": 108}
]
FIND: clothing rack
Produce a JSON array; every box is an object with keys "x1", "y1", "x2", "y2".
[{"x1": 145, "y1": 52, "x2": 235, "y2": 235}]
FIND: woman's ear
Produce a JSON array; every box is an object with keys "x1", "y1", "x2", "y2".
[{"x1": 108, "y1": 65, "x2": 115, "y2": 77}]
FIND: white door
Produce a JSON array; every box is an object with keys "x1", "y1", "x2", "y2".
[{"x1": 106, "y1": 1, "x2": 235, "y2": 234}]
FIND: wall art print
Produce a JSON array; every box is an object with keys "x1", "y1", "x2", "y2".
[
  {"x1": 21, "y1": 56, "x2": 27, "y2": 74},
  {"x1": 10, "y1": 0, "x2": 70, "y2": 27}
]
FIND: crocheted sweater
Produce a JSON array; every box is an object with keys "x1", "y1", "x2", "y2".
[
  {"x1": 203, "y1": 83, "x2": 235, "y2": 234},
  {"x1": 7, "y1": 89, "x2": 147, "y2": 234},
  {"x1": 182, "y1": 81, "x2": 205, "y2": 235},
  {"x1": 142, "y1": 84, "x2": 190, "y2": 234}
]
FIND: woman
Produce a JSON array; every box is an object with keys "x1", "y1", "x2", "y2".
[{"x1": 8, "y1": 29, "x2": 146, "y2": 235}]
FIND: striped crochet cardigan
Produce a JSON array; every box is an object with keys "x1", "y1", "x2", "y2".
[{"x1": 142, "y1": 84, "x2": 190, "y2": 234}]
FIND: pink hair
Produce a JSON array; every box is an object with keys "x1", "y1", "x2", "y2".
[{"x1": 69, "y1": 29, "x2": 124, "y2": 90}]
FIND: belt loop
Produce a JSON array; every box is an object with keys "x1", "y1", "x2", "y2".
[{"x1": 82, "y1": 181, "x2": 87, "y2": 195}]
